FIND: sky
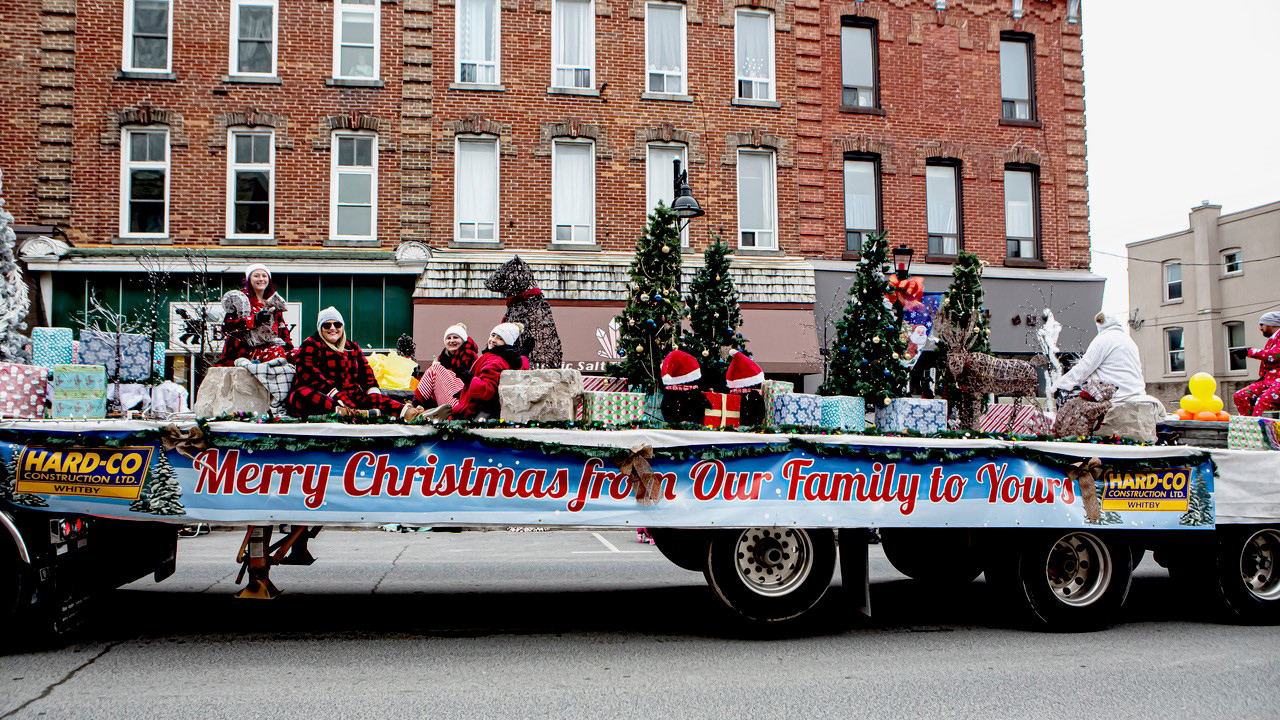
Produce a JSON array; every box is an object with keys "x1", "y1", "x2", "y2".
[{"x1": 1083, "y1": 0, "x2": 1280, "y2": 316}]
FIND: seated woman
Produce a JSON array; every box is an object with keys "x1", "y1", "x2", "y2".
[
  {"x1": 286, "y1": 307, "x2": 424, "y2": 421},
  {"x1": 414, "y1": 323, "x2": 479, "y2": 408},
  {"x1": 433, "y1": 322, "x2": 530, "y2": 421},
  {"x1": 218, "y1": 264, "x2": 292, "y2": 366}
]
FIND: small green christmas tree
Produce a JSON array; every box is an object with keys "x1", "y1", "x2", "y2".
[
  {"x1": 681, "y1": 234, "x2": 747, "y2": 388},
  {"x1": 936, "y1": 251, "x2": 992, "y2": 416},
  {"x1": 3, "y1": 453, "x2": 46, "y2": 507},
  {"x1": 131, "y1": 453, "x2": 186, "y2": 516},
  {"x1": 819, "y1": 231, "x2": 910, "y2": 406},
  {"x1": 611, "y1": 202, "x2": 686, "y2": 392},
  {"x1": 1179, "y1": 473, "x2": 1213, "y2": 527},
  {"x1": 0, "y1": 170, "x2": 33, "y2": 365}
]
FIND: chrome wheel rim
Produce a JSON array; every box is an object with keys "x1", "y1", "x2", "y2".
[
  {"x1": 1240, "y1": 529, "x2": 1280, "y2": 601},
  {"x1": 1044, "y1": 532, "x2": 1113, "y2": 607},
  {"x1": 733, "y1": 528, "x2": 814, "y2": 597}
]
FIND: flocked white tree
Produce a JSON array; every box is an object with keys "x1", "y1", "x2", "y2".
[{"x1": 0, "y1": 170, "x2": 33, "y2": 364}]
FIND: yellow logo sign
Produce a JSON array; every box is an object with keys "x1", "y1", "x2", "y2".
[
  {"x1": 1099, "y1": 468, "x2": 1191, "y2": 512},
  {"x1": 14, "y1": 446, "x2": 154, "y2": 499}
]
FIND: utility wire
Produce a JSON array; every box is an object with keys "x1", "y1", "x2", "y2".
[{"x1": 1092, "y1": 248, "x2": 1280, "y2": 266}]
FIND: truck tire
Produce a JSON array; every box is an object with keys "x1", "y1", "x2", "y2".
[
  {"x1": 703, "y1": 527, "x2": 836, "y2": 623},
  {"x1": 647, "y1": 528, "x2": 710, "y2": 572},
  {"x1": 984, "y1": 530, "x2": 1133, "y2": 632},
  {"x1": 880, "y1": 528, "x2": 982, "y2": 583},
  {"x1": 1170, "y1": 525, "x2": 1280, "y2": 625}
]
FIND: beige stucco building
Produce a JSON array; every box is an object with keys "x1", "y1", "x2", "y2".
[{"x1": 1127, "y1": 200, "x2": 1280, "y2": 411}]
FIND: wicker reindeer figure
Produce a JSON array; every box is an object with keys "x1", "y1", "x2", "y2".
[{"x1": 937, "y1": 316, "x2": 1039, "y2": 431}]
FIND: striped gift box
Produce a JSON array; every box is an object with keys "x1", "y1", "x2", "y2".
[
  {"x1": 762, "y1": 380, "x2": 795, "y2": 426},
  {"x1": 582, "y1": 376, "x2": 629, "y2": 392}
]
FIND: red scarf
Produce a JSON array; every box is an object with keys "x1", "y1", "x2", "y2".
[{"x1": 506, "y1": 287, "x2": 543, "y2": 305}]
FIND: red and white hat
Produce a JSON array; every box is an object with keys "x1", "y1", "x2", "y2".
[
  {"x1": 661, "y1": 349, "x2": 701, "y2": 386},
  {"x1": 725, "y1": 349, "x2": 764, "y2": 389}
]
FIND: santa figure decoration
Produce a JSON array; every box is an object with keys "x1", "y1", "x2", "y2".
[
  {"x1": 723, "y1": 348, "x2": 766, "y2": 426},
  {"x1": 660, "y1": 349, "x2": 711, "y2": 425}
]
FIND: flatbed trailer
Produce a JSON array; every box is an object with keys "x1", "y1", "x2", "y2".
[{"x1": 1, "y1": 419, "x2": 1277, "y2": 635}]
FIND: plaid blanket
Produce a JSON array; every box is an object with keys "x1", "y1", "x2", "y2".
[{"x1": 235, "y1": 357, "x2": 296, "y2": 411}]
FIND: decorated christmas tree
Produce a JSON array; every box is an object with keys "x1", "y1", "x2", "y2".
[
  {"x1": 130, "y1": 452, "x2": 186, "y2": 516},
  {"x1": 818, "y1": 231, "x2": 910, "y2": 406},
  {"x1": 1179, "y1": 472, "x2": 1213, "y2": 527},
  {"x1": 0, "y1": 170, "x2": 32, "y2": 364},
  {"x1": 936, "y1": 251, "x2": 991, "y2": 415},
  {"x1": 681, "y1": 234, "x2": 747, "y2": 388},
  {"x1": 611, "y1": 203, "x2": 686, "y2": 392}
]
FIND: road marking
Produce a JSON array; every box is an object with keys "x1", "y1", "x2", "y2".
[
  {"x1": 592, "y1": 532, "x2": 620, "y2": 552},
  {"x1": 571, "y1": 532, "x2": 653, "y2": 554}
]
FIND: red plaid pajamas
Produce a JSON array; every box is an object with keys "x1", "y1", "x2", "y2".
[
  {"x1": 1234, "y1": 334, "x2": 1280, "y2": 416},
  {"x1": 287, "y1": 336, "x2": 404, "y2": 418}
]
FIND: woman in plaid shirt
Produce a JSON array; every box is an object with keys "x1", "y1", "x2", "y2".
[{"x1": 286, "y1": 307, "x2": 424, "y2": 421}]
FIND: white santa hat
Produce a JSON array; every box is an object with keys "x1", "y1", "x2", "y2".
[
  {"x1": 491, "y1": 322, "x2": 523, "y2": 346},
  {"x1": 661, "y1": 349, "x2": 701, "y2": 386},
  {"x1": 443, "y1": 323, "x2": 468, "y2": 342},
  {"x1": 317, "y1": 306, "x2": 345, "y2": 331},
  {"x1": 724, "y1": 349, "x2": 764, "y2": 389}
]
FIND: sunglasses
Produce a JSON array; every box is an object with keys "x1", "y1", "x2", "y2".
[{"x1": 321, "y1": 322, "x2": 343, "y2": 330}]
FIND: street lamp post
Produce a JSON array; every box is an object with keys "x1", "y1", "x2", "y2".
[{"x1": 671, "y1": 158, "x2": 705, "y2": 235}]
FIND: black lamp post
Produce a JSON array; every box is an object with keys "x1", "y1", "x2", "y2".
[
  {"x1": 892, "y1": 243, "x2": 914, "y2": 282},
  {"x1": 671, "y1": 158, "x2": 705, "y2": 234}
]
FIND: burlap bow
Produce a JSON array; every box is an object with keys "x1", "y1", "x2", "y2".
[
  {"x1": 162, "y1": 423, "x2": 214, "y2": 475},
  {"x1": 616, "y1": 444, "x2": 660, "y2": 505},
  {"x1": 1065, "y1": 457, "x2": 1104, "y2": 523}
]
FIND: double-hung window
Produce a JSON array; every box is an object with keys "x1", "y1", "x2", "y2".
[
  {"x1": 1226, "y1": 322, "x2": 1248, "y2": 372},
  {"x1": 737, "y1": 150, "x2": 777, "y2": 249},
  {"x1": 331, "y1": 134, "x2": 378, "y2": 241},
  {"x1": 646, "y1": 3, "x2": 686, "y2": 95},
  {"x1": 735, "y1": 10, "x2": 774, "y2": 100},
  {"x1": 646, "y1": 144, "x2": 689, "y2": 246},
  {"x1": 1004, "y1": 166, "x2": 1039, "y2": 259},
  {"x1": 334, "y1": 0, "x2": 380, "y2": 80},
  {"x1": 123, "y1": 0, "x2": 172, "y2": 73},
  {"x1": 457, "y1": 0, "x2": 499, "y2": 84},
  {"x1": 1166, "y1": 327, "x2": 1186, "y2": 374},
  {"x1": 120, "y1": 128, "x2": 169, "y2": 238},
  {"x1": 840, "y1": 18, "x2": 877, "y2": 108},
  {"x1": 844, "y1": 156, "x2": 879, "y2": 254},
  {"x1": 1223, "y1": 249, "x2": 1243, "y2": 276},
  {"x1": 227, "y1": 130, "x2": 274, "y2": 239},
  {"x1": 1164, "y1": 262, "x2": 1183, "y2": 302},
  {"x1": 926, "y1": 162, "x2": 961, "y2": 256},
  {"x1": 232, "y1": 0, "x2": 277, "y2": 76},
  {"x1": 552, "y1": 140, "x2": 595, "y2": 244},
  {"x1": 1000, "y1": 34, "x2": 1034, "y2": 120},
  {"x1": 552, "y1": 0, "x2": 594, "y2": 90},
  {"x1": 455, "y1": 137, "x2": 499, "y2": 243}
]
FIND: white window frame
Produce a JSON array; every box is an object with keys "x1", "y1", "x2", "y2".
[
  {"x1": 843, "y1": 157, "x2": 879, "y2": 254},
  {"x1": 122, "y1": 0, "x2": 173, "y2": 73},
  {"x1": 1164, "y1": 261, "x2": 1183, "y2": 302},
  {"x1": 226, "y1": 129, "x2": 276, "y2": 241},
  {"x1": 454, "y1": 135, "x2": 500, "y2": 244},
  {"x1": 230, "y1": 0, "x2": 278, "y2": 77},
  {"x1": 455, "y1": 0, "x2": 501, "y2": 85},
  {"x1": 1166, "y1": 327, "x2": 1186, "y2": 375},
  {"x1": 646, "y1": 143, "x2": 689, "y2": 247},
  {"x1": 332, "y1": 0, "x2": 381, "y2": 80},
  {"x1": 734, "y1": 9, "x2": 775, "y2": 101},
  {"x1": 119, "y1": 127, "x2": 170, "y2": 239},
  {"x1": 551, "y1": 139, "x2": 596, "y2": 245},
  {"x1": 329, "y1": 131, "x2": 379, "y2": 242},
  {"x1": 736, "y1": 148, "x2": 778, "y2": 250},
  {"x1": 1222, "y1": 249, "x2": 1243, "y2": 277},
  {"x1": 1226, "y1": 321, "x2": 1248, "y2": 373},
  {"x1": 645, "y1": 2, "x2": 687, "y2": 96},
  {"x1": 551, "y1": 0, "x2": 596, "y2": 90}
]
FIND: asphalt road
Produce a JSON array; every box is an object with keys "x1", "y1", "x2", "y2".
[{"x1": 1, "y1": 529, "x2": 1277, "y2": 720}]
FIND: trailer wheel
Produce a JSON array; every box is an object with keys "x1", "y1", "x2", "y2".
[
  {"x1": 880, "y1": 528, "x2": 982, "y2": 583},
  {"x1": 703, "y1": 528, "x2": 836, "y2": 623},
  {"x1": 985, "y1": 530, "x2": 1132, "y2": 632},
  {"x1": 1172, "y1": 526, "x2": 1280, "y2": 625},
  {"x1": 647, "y1": 528, "x2": 709, "y2": 572}
]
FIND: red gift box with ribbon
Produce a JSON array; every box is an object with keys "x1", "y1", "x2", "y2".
[{"x1": 703, "y1": 392, "x2": 742, "y2": 428}]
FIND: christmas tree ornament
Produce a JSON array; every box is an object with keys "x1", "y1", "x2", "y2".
[
  {"x1": 661, "y1": 245, "x2": 670, "y2": 254},
  {"x1": 640, "y1": 293, "x2": 650, "y2": 302},
  {"x1": 701, "y1": 350, "x2": 709, "y2": 357},
  {"x1": 872, "y1": 336, "x2": 880, "y2": 343}
]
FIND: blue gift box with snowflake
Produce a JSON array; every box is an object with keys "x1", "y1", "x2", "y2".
[
  {"x1": 771, "y1": 392, "x2": 821, "y2": 426},
  {"x1": 821, "y1": 395, "x2": 865, "y2": 431},
  {"x1": 874, "y1": 398, "x2": 947, "y2": 434}
]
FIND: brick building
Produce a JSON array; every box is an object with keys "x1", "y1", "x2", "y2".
[{"x1": 1, "y1": 0, "x2": 1099, "y2": 391}]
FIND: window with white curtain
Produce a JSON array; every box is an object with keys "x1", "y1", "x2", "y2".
[
  {"x1": 330, "y1": 133, "x2": 378, "y2": 241},
  {"x1": 841, "y1": 19, "x2": 876, "y2": 108},
  {"x1": 334, "y1": 0, "x2": 379, "y2": 79},
  {"x1": 1004, "y1": 167, "x2": 1038, "y2": 259},
  {"x1": 843, "y1": 157, "x2": 878, "y2": 253},
  {"x1": 124, "y1": 0, "x2": 172, "y2": 72},
  {"x1": 1226, "y1": 322, "x2": 1248, "y2": 372},
  {"x1": 737, "y1": 150, "x2": 776, "y2": 249},
  {"x1": 1166, "y1": 327, "x2": 1185, "y2": 374},
  {"x1": 232, "y1": 0, "x2": 276, "y2": 76},
  {"x1": 735, "y1": 10, "x2": 774, "y2": 100},
  {"x1": 1000, "y1": 35, "x2": 1033, "y2": 120},
  {"x1": 120, "y1": 128, "x2": 169, "y2": 237},
  {"x1": 457, "y1": 0, "x2": 499, "y2": 84},
  {"x1": 646, "y1": 144, "x2": 688, "y2": 246},
  {"x1": 1164, "y1": 262, "x2": 1183, "y2": 302},
  {"x1": 552, "y1": 140, "x2": 594, "y2": 243},
  {"x1": 926, "y1": 163, "x2": 960, "y2": 256},
  {"x1": 456, "y1": 137, "x2": 499, "y2": 242},
  {"x1": 646, "y1": 3, "x2": 685, "y2": 94},
  {"x1": 552, "y1": 0, "x2": 594, "y2": 89},
  {"x1": 227, "y1": 130, "x2": 274, "y2": 238}
]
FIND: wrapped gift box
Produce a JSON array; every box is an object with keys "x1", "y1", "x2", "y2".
[
  {"x1": 772, "y1": 392, "x2": 822, "y2": 426},
  {"x1": 821, "y1": 395, "x2": 866, "y2": 431},
  {"x1": 582, "y1": 390, "x2": 646, "y2": 425},
  {"x1": 582, "y1": 376, "x2": 630, "y2": 393},
  {"x1": 50, "y1": 397, "x2": 107, "y2": 419},
  {"x1": 0, "y1": 363, "x2": 49, "y2": 418},
  {"x1": 31, "y1": 327, "x2": 74, "y2": 369},
  {"x1": 703, "y1": 392, "x2": 742, "y2": 428},
  {"x1": 1228, "y1": 415, "x2": 1278, "y2": 451},
  {"x1": 874, "y1": 398, "x2": 948, "y2": 434},
  {"x1": 79, "y1": 330, "x2": 153, "y2": 382},
  {"x1": 50, "y1": 364, "x2": 108, "y2": 419},
  {"x1": 978, "y1": 404, "x2": 1051, "y2": 435},
  {"x1": 762, "y1": 380, "x2": 795, "y2": 425},
  {"x1": 153, "y1": 342, "x2": 167, "y2": 377}
]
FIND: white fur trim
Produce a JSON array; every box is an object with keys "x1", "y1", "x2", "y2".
[
  {"x1": 726, "y1": 371, "x2": 764, "y2": 389},
  {"x1": 662, "y1": 368, "x2": 702, "y2": 385}
]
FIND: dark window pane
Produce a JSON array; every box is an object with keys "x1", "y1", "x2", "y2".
[
  {"x1": 738, "y1": 79, "x2": 752, "y2": 98},
  {"x1": 130, "y1": 132, "x2": 149, "y2": 161},
  {"x1": 1007, "y1": 239, "x2": 1019, "y2": 257},
  {"x1": 235, "y1": 171, "x2": 269, "y2": 201},
  {"x1": 1229, "y1": 348, "x2": 1248, "y2": 371},
  {"x1": 134, "y1": 1, "x2": 169, "y2": 34},
  {"x1": 355, "y1": 137, "x2": 373, "y2": 166},
  {"x1": 129, "y1": 201, "x2": 164, "y2": 234},
  {"x1": 133, "y1": 37, "x2": 167, "y2": 69},
  {"x1": 130, "y1": 169, "x2": 165, "y2": 200},
  {"x1": 239, "y1": 6, "x2": 273, "y2": 40},
  {"x1": 235, "y1": 135, "x2": 252, "y2": 162},
  {"x1": 460, "y1": 63, "x2": 476, "y2": 83},
  {"x1": 235, "y1": 203, "x2": 270, "y2": 235},
  {"x1": 148, "y1": 132, "x2": 166, "y2": 161},
  {"x1": 238, "y1": 40, "x2": 272, "y2": 73},
  {"x1": 338, "y1": 138, "x2": 355, "y2": 166},
  {"x1": 846, "y1": 231, "x2": 862, "y2": 253},
  {"x1": 252, "y1": 135, "x2": 270, "y2": 162}
]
